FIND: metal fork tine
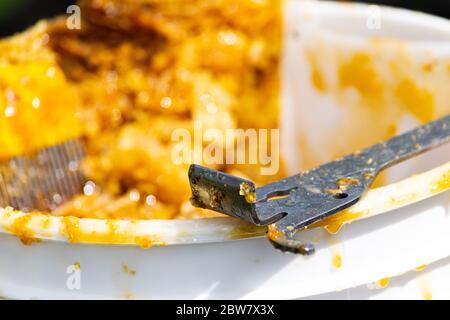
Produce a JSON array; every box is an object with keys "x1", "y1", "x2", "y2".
[
  {"x1": 36, "y1": 150, "x2": 55, "y2": 210},
  {"x1": 13, "y1": 157, "x2": 33, "y2": 211},
  {"x1": 65, "y1": 140, "x2": 86, "y2": 195},
  {"x1": 44, "y1": 146, "x2": 63, "y2": 209},
  {"x1": 67, "y1": 139, "x2": 86, "y2": 193},
  {"x1": 0, "y1": 139, "x2": 86, "y2": 212},
  {"x1": 53, "y1": 144, "x2": 74, "y2": 204},
  {"x1": 0, "y1": 166, "x2": 12, "y2": 208}
]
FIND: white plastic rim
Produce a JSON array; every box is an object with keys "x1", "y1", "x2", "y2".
[
  {"x1": 293, "y1": 0, "x2": 450, "y2": 44},
  {"x1": 0, "y1": 0, "x2": 449, "y2": 299}
]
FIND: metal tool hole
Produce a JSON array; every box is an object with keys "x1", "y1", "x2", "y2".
[
  {"x1": 265, "y1": 187, "x2": 297, "y2": 202},
  {"x1": 333, "y1": 192, "x2": 348, "y2": 199}
]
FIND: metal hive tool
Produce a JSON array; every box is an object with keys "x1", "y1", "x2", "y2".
[
  {"x1": 0, "y1": 139, "x2": 86, "y2": 212},
  {"x1": 189, "y1": 114, "x2": 450, "y2": 254}
]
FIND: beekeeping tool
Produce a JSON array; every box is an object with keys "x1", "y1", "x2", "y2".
[
  {"x1": 189, "y1": 114, "x2": 450, "y2": 254},
  {"x1": 0, "y1": 140, "x2": 86, "y2": 212}
]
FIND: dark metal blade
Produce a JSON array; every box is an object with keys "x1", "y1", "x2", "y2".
[{"x1": 188, "y1": 114, "x2": 450, "y2": 254}]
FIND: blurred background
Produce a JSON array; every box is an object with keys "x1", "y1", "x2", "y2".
[
  {"x1": 0, "y1": 0, "x2": 74, "y2": 37},
  {"x1": 0, "y1": 0, "x2": 449, "y2": 37}
]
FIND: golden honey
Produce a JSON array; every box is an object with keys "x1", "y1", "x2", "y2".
[{"x1": 0, "y1": 0, "x2": 282, "y2": 220}]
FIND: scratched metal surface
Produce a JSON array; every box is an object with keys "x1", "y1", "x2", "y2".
[{"x1": 189, "y1": 114, "x2": 450, "y2": 253}]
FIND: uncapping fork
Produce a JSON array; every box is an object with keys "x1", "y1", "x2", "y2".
[
  {"x1": 188, "y1": 114, "x2": 450, "y2": 254},
  {"x1": 0, "y1": 139, "x2": 86, "y2": 212}
]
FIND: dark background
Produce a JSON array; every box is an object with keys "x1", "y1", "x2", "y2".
[{"x1": 0, "y1": 0, "x2": 449, "y2": 37}]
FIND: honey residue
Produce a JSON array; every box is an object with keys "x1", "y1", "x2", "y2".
[
  {"x1": 377, "y1": 277, "x2": 390, "y2": 288},
  {"x1": 323, "y1": 223, "x2": 345, "y2": 235},
  {"x1": 332, "y1": 254, "x2": 342, "y2": 269},
  {"x1": 6, "y1": 213, "x2": 38, "y2": 245},
  {"x1": 338, "y1": 52, "x2": 384, "y2": 100},
  {"x1": 336, "y1": 177, "x2": 359, "y2": 190},
  {"x1": 239, "y1": 182, "x2": 256, "y2": 204},
  {"x1": 40, "y1": 216, "x2": 51, "y2": 230},
  {"x1": 122, "y1": 264, "x2": 136, "y2": 276},
  {"x1": 267, "y1": 224, "x2": 283, "y2": 240},
  {"x1": 415, "y1": 265, "x2": 427, "y2": 271},
  {"x1": 61, "y1": 216, "x2": 165, "y2": 247},
  {"x1": 0, "y1": 60, "x2": 81, "y2": 159},
  {"x1": 396, "y1": 78, "x2": 434, "y2": 123},
  {"x1": 62, "y1": 216, "x2": 81, "y2": 243},
  {"x1": 432, "y1": 170, "x2": 450, "y2": 192},
  {"x1": 309, "y1": 209, "x2": 365, "y2": 234},
  {"x1": 135, "y1": 236, "x2": 154, "y2": 249},
  {"x1": 229, "y1": 223, "x2": 265, "y2": 240},
  {"x1": 106, "y1": 219, "x2": 122, "y2": 242},
  {"x1": 385, "y1": 124, "x2": 398, "y2": 139},
  {"x1": 307, "y1": 53, "x2": 327, "y2": 92},
  {"x1": 417, "y1": 275, "x2": 433, "y2": 300},
  {"x1": 422, "y1": 63, "x2": 434, "y2": 73},
  {"x1": 122, "y1": 292, "x2": 135, "y2": 300},
  {"x1": 422, "y1": 290, "x2": 433, "y2": 300},
  {"x1": 371, "y1": 170, "x2": 388, "y2": 189}
]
